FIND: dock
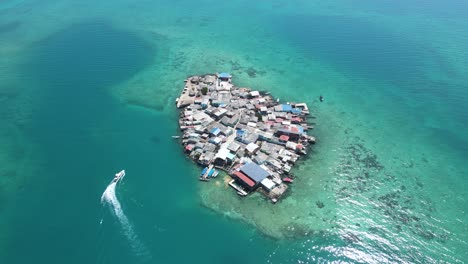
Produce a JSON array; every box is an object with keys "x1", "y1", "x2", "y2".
[
  {"x1": 175, "y1": 73, "x2": 316, "y2": 202},
  {"x1": 228, "y1": 180, "x2": 248, "y2": 196}
]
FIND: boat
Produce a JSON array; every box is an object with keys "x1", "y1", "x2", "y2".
[
  {"x1": 319, "y1": 95, "x2": 324, "y2": 102},
  {"x1": 283, "y1": 177, "x2": 294, "y2": 183},
  {"x1": 207, "y1": 168, "x2": 215, "y2": 178},
  {"x1": 200, "y1": 167, "x2": 208, "y2": 177},
  {"x1": 237, "y1": 191, "x2": 247, "y2": 197},
  {"x1": 212, "y1": 170, "x2": 219, "y2": 178},
  {"x1": 112, "y1": 170, "x2": 126, "y2": 183},
  {"x1": 172, "y1": 135, "x2": 180, "y2": 139}
]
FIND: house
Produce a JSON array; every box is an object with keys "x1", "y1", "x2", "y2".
[
  {"x1": 218, "y1": 72, "x2": 231, "y2": 82},
  {"x1": 214, "y1": 148, "x2": 230, "y2": 167},
  {"x1": 276, "y1": 125, "x2": 304, "y2": 141},
  {"x1": 232, "y1": 162, "x2": 270, "y2": 190},
  {"x1": 250, "y1": 91, "x2": 260, "y2": 97},
  {"x1": 260, "y1": 178, "x2": 276, "y2": 192},
  {"x1": 228, "y1": 142, "x2": 240, "y2": 153},
  {"x1": 246, "y1": 143, "x2": 260, "y2": 155}
]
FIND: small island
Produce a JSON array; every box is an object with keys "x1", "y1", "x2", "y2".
[{"x1": 175, "y1": 73, "x2": 315, "y2": 203}]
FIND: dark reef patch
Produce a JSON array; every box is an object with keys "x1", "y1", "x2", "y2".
[
  {"x1": 333, "y1": 137, "x2": 449, "y2": 244},
  {"x1": 227, "y1": 60, "x2": 266, "y2": 78},
  {"x1": 316, "y1": 200, "x2": 325, "y2": 209}
]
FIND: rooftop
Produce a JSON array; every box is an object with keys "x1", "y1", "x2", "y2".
[
  {"x1": 240, "y1": 162, "x2": 270, "y2": 183},
  {"x1": 219, "y1": 72, "x2": 231, "y2": 78},
  {"x1": 233, "y1": 171, "x2": 255, "y2": 187}
]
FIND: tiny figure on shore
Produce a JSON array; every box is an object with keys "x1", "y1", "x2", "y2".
[{"x1": 319, "y1": 95, "x2": 324, "y2": 102}]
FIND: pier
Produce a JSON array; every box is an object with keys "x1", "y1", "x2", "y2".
[{"x1": 175, "y1": 73, "x2": 316, "y2": 202}]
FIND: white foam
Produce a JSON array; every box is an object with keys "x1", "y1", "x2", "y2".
[{"x1": 101, "y1": 181, "x2": 150, "y2": 258}]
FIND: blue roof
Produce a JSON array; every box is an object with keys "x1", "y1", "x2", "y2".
[
  {"x1": 227, "y1": 153, "x2": 236, "y2": 160},
  {"x1": 219, "y1": 72, "x2": 231, "y2": 78},
  {"x1": 240, "y1": 162, "x2": 270, "y2": 183},
  {"x1": 297, "y1": 125, "x2": 304, "y2": 134},
  {"x1": 291, "y1": 108, "x2": 302, "y2": 114},
  {"x1": 211, "y1": 128, "x2": 221, "y2": 135},
  {"x1": 281, "y1": 104, "x2": 293, "y2": 112}
]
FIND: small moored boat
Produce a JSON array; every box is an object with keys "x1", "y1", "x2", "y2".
[
  {"x1": 283, "y1": 177, "x2": 294, "y2": 183},
  {"x1": 207, "y1": 168, "x2": 215, "y2": 178}
]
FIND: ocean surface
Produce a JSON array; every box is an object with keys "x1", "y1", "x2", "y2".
[{"x1": 1, "y1": 0, "x2": 467, "y2": 263}]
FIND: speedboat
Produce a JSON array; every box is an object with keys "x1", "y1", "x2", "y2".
[
  {"x1": 283, "y1": 177, "x2": 294, "y2": 183},
  {"x1": 112, "y1": 170, "x2": 126, "y2": 183},
  {"x1": 200, "y1": 167, "x2": 208, "y2": 177},
  {"x1": 319, "y1": 95, "x2": 324, "y2": 102},
  {"x1": 207, "y1": 168, "x2": 215, "y2": 178}
]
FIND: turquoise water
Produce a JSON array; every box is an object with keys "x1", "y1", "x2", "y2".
[{"x1": 0, "y1": 0, "x2": 467, "y2": 263}]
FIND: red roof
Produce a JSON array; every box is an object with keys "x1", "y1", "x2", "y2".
[
  {"x1": 291, "y1": 126, "x2": 299, "y2": 133},
  {"x1": 233, "y1": 171, "x2": 255, "y2": 187},
  {"x1": 279, "y1": 135, "x2": 289, "y2": 141},
  {"x1": 185, "y1": 145, "x2": 194, "y2": 151}
]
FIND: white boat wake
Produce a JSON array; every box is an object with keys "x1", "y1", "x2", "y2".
[{"x1": 101, "y1": 180, "x2": 150, "y2": 258}]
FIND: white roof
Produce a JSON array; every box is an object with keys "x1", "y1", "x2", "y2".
[
  {"x1": 250, "y1": 91, "x2": 260, "y2": 97},
  {"x1": 261, "y1": 178, "x2": 275, "y2": 190},
  {"x1": 258, "y1": 98, "x2": 266, "y2": 103},
  {"x1": 286, "y1": 141, "x2": 297, "y2": 150},
  {"x1": 263, "y1": 132, "x2": 273, "y2": 139},
  {"x1": 215, "y1": 148, "x2": 230, "y2": 160},
  {"x1": 246, "y1": 143, "x2": 259, "y2": 153},
  {"x1": 247, "y1": 122, "x2": 257, "y2": 127},
  {"x1": 260, "y1": 106, "x2": 268, "y2": 112},
  {"x1": 214, "y1": 108, "x2": 228, "y2": 116}
]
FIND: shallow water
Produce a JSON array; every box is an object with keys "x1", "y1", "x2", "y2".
[{"x1": 0, "y1": 0, "x2": 467, "y2": 263}]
